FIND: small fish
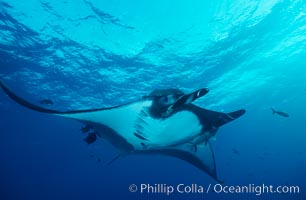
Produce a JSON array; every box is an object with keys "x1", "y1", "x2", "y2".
[
  {"x1": 39, "y1": 99, "x2": 54, "y2": 105},
  {"x1": 271, "y1": 108, "x2": 289, "y2": 117}
]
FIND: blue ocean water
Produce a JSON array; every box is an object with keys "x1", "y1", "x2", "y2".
[{"x1": 0, "y1": 0, "x2": 306, "y2": 199}]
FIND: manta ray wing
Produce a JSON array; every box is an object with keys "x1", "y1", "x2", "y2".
[
  {"x1": 0, "y1": 80, "x2": 152, "y2": 151},
  {"x1": 187, "y1": 104, "x2": 246, "y2": 128},
  {"x1": 136, "y1": 141, "x2": 221, "y2": 182}
]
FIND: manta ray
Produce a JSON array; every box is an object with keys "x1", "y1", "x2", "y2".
[{"x1": 0, "y1": 81, "x2": 245, "y2": 182}]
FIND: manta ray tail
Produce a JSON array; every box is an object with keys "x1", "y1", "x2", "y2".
[{"x1": 106, "y1": 154, "x2": 121, "y2": 165}]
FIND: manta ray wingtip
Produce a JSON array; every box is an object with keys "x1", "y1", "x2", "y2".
[{"x1": 227, "y1": 109, "x2": 246, "y2": 120}]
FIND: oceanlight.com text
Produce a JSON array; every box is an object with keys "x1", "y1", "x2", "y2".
[
  {"x1": 213, "y1": 183, "x2": 300, "y2": 196},
  {"x1": 128, "y1": 183, "x2": 300, "y2": 196}
]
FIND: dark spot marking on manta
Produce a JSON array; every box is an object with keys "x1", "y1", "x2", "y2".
[
  {"x1": 84, "y1": 132, "x2": 97, "y2": 144},
  {"x1": 134, "y1": 132, "x2": 148, "y2": 141},
  {"x1": 39, "y1": 99, "x2": 54, "y2": 105}
]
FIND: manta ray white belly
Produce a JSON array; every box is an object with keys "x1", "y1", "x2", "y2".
[
  {"x1": 135, "y1": 109, "x2": 203, "y2": 148},
  {"x1": 56, "y1": 100, "x2": 203, "y2": 150}
]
